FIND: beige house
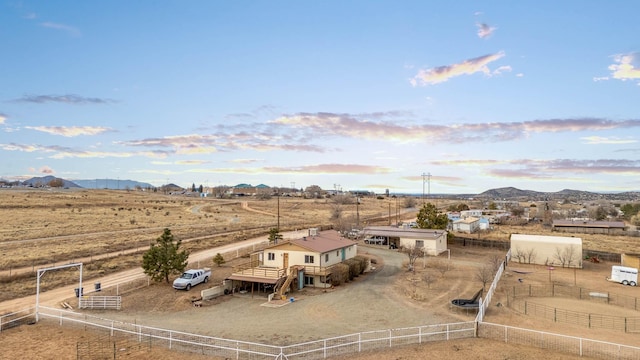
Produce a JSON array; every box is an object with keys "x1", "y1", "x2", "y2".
[
  {"x1": 510, "y1": 234, "x2": 583, "y2": 268},
  {"x1": 452, "y1": 217, "x2": 480, "y2": 233},
  {"x1": 362, "y1": 226, "x2": 448, "y2": 256},
  {"x1": 228, "y1": 229, "x2": 357, "y2": 296}
]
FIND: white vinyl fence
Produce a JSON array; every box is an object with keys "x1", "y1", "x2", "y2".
[{"x1": 35, "y1": 306, "x2": 475, "y2": 360}]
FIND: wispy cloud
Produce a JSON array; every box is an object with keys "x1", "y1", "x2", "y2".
[
  {"x1": 12, "y1": 94, "x2": 115, "y2": 104},
  {"x1": 0, "y1": 113, "x2": 6, "y2": 124},
  {"x1": 608, "y1": 52, "x2": 640, "y2": 84},
  {"x1": 175, "y1": 160, "x2": 210, "y2": 165},
  {"x1": 120, "y1": 133, "x2": 325, "y2": 154},
  {"x1": 581, "y1": 136, "x2": 637, "y2": 145},
  {"x1": 476, "y1": 22, "x2": 496, "y2": 39},
  {"x1": 0, "y1": 143, "x2": 170, "y2": 160},
  {"x1": 273, "y1": 113, "x2": 640, "y2": 144},
  {"x1": 438, "y1": 158, "x2": 640, "y2": 180},
  {"x1": 411, "y1": 51, "x2": 506, "y2": 86},
  {"x1": 230, "y1": 158, "x2": 263, "y2": 164},
  {"x1": 190, "y1": 164, "x2": 393, "y2": 175},
  {"x1": 40, "y1": 22, "x2": 81, "y2": 37},
  {"x1": 25, "y1": 126, "x2": 112, "y2": 137}
]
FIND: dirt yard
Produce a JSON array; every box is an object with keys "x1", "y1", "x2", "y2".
[{"x1": 3, "y1": 243, "x2": 638, "y2": 359}]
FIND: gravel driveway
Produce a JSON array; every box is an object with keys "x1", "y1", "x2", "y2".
[{"x1": 101, "y1": 246, "x2": 455, "y2": 345}]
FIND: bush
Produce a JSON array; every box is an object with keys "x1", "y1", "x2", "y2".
[{"x1": 330, "y1": 263, "x2": 349, "y2": 286}]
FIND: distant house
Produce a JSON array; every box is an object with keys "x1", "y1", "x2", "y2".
[
  {"x1": 228, "y1": 229, "x2": 357, "y2": 294},
  {"x1": 510, "y1": 234, "x2": 583, "y2": 268},
  {"x1": 362, "y1": 226, "x2": 447, "y2": 256},
  {"x1": 460, "y1": 210, "x2": 483, "y2": 218},
  {"x1": 452, "y1": 217, "x2": 480, "y2": 234},
  {"x1": 552, "y1": 220, "x2": 626, "y2": 235},
  {"x1": 230, "y1": 183, "x2": 272, "y2": 196}
]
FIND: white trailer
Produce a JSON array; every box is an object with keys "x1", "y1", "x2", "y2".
[{"x1": 607, "y1": 265, "x2": 638, "y2": 286}]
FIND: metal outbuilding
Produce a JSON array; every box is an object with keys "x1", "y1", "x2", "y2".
[{"x1": 510, "y1": 234, "x2": 583, "y2": 268}]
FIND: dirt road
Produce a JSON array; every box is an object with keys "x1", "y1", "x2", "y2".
[{"x1": 0, "y1": 230, "x2": 308, "y2": 314}]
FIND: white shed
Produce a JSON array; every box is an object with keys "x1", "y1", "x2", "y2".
[{"x1": 510, "y1": 234, "x2": 583, "y2": 268}]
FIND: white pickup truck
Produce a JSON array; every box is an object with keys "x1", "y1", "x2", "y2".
[{"x1": 173, "y1": 268, "x2": 211, "y2": 290}]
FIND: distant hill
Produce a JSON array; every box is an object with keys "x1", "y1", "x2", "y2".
[
  {"x1": 73, "y1": 179, "x2": 154, "y2": 190},
  {"x1": 476, "y1": 187, "x2": 640, "y2": 201},
  {"x1": 22, "y1": 176, "x2": 80, "y2": 188}
]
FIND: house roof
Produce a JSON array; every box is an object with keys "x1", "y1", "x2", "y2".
[
  {"x1": 268, "y1": 230, "x2": 356, "y2": 253},
  {"x1": 454, "y1": 217, "x2": 480, "y2": 224},
  {"x1": 363, "y1": 226, "x2": 446, "y2": 239},
  {"x1": 552, "y1": 220, "x2": 625, "y2": 229}
]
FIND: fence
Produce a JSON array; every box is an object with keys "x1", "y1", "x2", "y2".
[
  {"x1": 35, "y1": 306, "x2": 476, "y2": 360},
  {"x1": 479, "y1": 322, "x2": 640, "y2": 360},
  {"x1": 511, "y1": 300, "x2": 640, "y2": 333},
  {"x1": 79, "y1": 296, "x2": 122, "y2": 310},
  {"x1": 509, "y1": 284, "x2": 640, "y2": 311},
  {"x1": 477, "y1": 248, "x2": 511, "y2": 322},
  {"x1": 0, "y1": 307, "x2": 35, "y2": 332}
]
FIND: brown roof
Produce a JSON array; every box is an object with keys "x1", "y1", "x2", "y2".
[
  {"x1": 269, "y1": 230, "x2": 356, "y2": 254},
  {"x1": 553, "y1": 220, "x2": 625, "y2": 229}
]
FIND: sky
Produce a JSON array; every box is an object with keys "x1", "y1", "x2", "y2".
[{"x1": 1, "y1": 1, "x2": 640, "y2": 194}]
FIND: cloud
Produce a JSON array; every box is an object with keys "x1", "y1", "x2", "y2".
[
  {"x1": 273, "y1": 113, "x2": 640, "y2": 144},
  {"x1": 12, "y1": 94, "x2": 115, "y2": 104},
  {"x1": 580, "y1": 136, "x2": 637, "y2": 145},
  {"x1": 40, "y1": 22, "x2": 81, "y2": 37},
  {"x1": 455, "y1": 158, "x2": 640, "y2": 180},
  {"x1": 230, "y1": 158, "x2": 262, "y2": 164},
  {"x1": 0, "y1": 113, "x2": 6, "y2": 124},
  {"x1": 25, "y1": 126, "x2": 112, "y2": 137},
  {"x1": 608, "y1": 52, "x2": 640, "y2": 83},
  {"x1": 39, "y1": 166, "x2": 54, "y2": 174},
  {"x1": 411, "y1": 51, "x2": 506, "y2": 86},
  {"x1": 0, "y1": 143, "x2": 170, "y2": 160},
  {"x1": 476, "y1": 22, "x2": 496, "y2": 39},
  {"x1": 175, "y1": 160, "x2": 210, "y2": 165},
  {"x1": 263, "y1": 164, "x2": 393, "y2": 174},
  {"x1": 120, "y1": 133, "x2": 325, "y2": 154}
]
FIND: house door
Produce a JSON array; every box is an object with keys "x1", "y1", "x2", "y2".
[
  {"x1": 341, "y1": 248, "x2": 346, "y2": 261},
  {"x1": 283, "y1": 253, "x2": 289, "y2": 275}
]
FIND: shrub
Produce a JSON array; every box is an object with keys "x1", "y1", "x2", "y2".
[{"x1": 330, "y1": 263, "x2": 349, "y2": 286}]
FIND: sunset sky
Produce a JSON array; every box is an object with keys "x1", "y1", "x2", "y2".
[{"x1": 1, "y1": 1, "x2": 639, "y2": 194}]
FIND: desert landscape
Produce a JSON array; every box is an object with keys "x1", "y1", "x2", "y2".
[{"x1": 1, "y1": 188, "x2": 639, "y2": 359}]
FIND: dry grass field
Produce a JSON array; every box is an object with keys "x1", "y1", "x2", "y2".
[{"x1": 0, "y1": 188, "x2": 415, "y2": 300}]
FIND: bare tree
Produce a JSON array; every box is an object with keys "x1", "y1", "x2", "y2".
[
  {"x1": 525, "y1": 248, "x2": 537, "y2": 264},
  {"x1": 423, "y1": 271, "x2": 436, "y2": 289},
  {"x1": 512, "y1": 247, "x2": 526, "y2": 264},
  {"x1": 488, "y1": 254, "x2": 504, "y2": 273},
  {"x1": 475, "y1": 263, "x2": 495, "y2": 291},
  {"x1": 403, "y1": 245, "x2": 423, "y2": 272},
  {"x1": 553, "y1": 245, "x2": 580, "y2": 268}
]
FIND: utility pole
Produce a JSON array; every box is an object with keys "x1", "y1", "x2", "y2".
[{"x1": 421, "y1": 172, "x2": 431, "y2": 204}]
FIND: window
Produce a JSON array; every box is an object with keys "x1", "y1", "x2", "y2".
[
  {"x1": 416, "y1": 240, "x2": 424, "y2": 248},
  {"x1": 325, "y1": 254, "x2": 329, "y2": 262},
  {"x1": 304, "y1": 276, "x2": 314, "y2": 285},
  {"x1": 268, "y1": 252, "x2": 275, "y2": 261},
  {"x1": 336, "y1": 251, "x2": 339, "y2": 256},
  {"x1": 305, "y1": 255, "x2": 315, "y2": 264}
]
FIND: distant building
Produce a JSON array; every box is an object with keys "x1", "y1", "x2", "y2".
[
  {"x1": 552, "y1": 220, "x2": 626, "y2": 235},
  {"x1": 362, "y1": 226, "x2": 447, "y2": 256},
  {"x1": 452, "y1": 217, "x2": 480, "y2": 234}
]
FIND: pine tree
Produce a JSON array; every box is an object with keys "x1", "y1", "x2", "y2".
[
  {"x1": 142, "y1": 228, "x2": 189, "y2": 283},
  {"x1": 213, "y1": 253, "x2": 226, "y2": 267},
  {"x1": 416, "y1": 202, "x2": 449, "y2": 229}
]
